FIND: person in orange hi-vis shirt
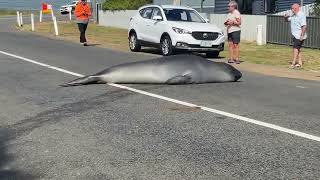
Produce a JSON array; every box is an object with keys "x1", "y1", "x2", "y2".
[{"x1": 75, "y1": 0, "x2": 92, "y2": 46}]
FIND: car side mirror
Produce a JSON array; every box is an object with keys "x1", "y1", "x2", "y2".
[
  {"x1": 204, "y1": 18, "x2": 210, "y2": 23},
  {"x1": 153, "y1": 15, "x2": 163, "y2": 21}
]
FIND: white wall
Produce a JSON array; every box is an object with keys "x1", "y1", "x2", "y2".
[
  {"x1": 98, "y1": 10, "x2": 267, "y2": 44},
  {"x1": 99, "y1": 10, "x2": 137, "y2": 29},
  {"x1": 210, "y1": 14, "x2": 267, "y2": 44}
]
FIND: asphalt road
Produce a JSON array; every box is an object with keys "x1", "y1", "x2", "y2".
[{"x1": 0, "y1": 17, "x2": 319, "y2": 180}]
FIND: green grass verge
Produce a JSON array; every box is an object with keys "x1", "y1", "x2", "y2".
[
  {"x1": 0, "y1": 9, "x2": 39, "y2": 16},
  {"x1": 0, "y1": 9, "x2": 18, "y2": 16},
  {"x1": 23, "y1": 21, "x2": 320, "y2": 71}
]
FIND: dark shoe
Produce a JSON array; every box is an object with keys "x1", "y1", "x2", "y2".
[
  {"x1": 235, "y1": 60, "x2": 240, "y2": 64},
  {"x1": 83, "y1": 42, "x2": 88, "y2": 46}
]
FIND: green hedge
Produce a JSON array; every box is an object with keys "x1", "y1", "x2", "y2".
[
  {"x1": 102, "y1": 0, "x2": 152, "y2": 11},
  {"x1": 311, "y1": 0, "x2": 320, "y2": 17}
]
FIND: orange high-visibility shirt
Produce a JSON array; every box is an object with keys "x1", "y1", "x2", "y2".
[{"x1": 75, "y1": 1, "x2": 92, "y2": 21}]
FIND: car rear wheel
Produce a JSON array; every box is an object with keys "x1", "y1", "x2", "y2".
[
  {"x1": 206, "y1": 51, "x2": 220, "y2": 58},
  {"x1": 129, "y1": 32, "x2": 141, "y2": 52},
  {"x1": 160, "y1": 35, "x2": 173, "y2": 56}
]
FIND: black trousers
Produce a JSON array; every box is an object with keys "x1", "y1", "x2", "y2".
[{"x1": 77, "y1": 23, "x2": 88, "y2": 43}]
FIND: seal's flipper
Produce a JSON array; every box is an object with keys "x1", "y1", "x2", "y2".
[
  {"x1": 166, "y1": 75, "x2": 192, "y2": 85},
  {"x1": 60, "y1": 76, "x2": 101, "y2": 87}
]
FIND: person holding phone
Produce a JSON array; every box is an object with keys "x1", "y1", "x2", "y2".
[
  {"x1": 75, "y1": 0, "x2": 92, "y2": 46},
  {"x1": 284, "y1": 4, "x2": 307, "y2": 69},
  {"x1": 224, "y1": 1, "x2": 241, "y2": 64}
]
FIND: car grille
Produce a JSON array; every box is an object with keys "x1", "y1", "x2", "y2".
[{"x1": 192, "y1": 32, "x2": 219, "y2": 41}]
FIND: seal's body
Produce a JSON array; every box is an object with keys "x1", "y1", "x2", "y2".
[{"x1": 62, "y1": 55, "x2": 242, "y2": 86}]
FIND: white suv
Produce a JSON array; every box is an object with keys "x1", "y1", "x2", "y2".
[
  {"x1": 60, "y1": 1, "x2": 78, "y2": 14},
  {"x1": 128, "y1": 5, "x2": 225, "y2": 57}
]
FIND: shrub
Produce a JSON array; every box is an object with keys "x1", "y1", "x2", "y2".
[
  {"x1": 311, "y1": 0, "x2": 320, "y2": 17},
  {"x1": 102, "y1": 0, "x2": 152, "y2": 11}
]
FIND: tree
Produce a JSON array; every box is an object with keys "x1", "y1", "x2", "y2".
[{"x1": 311, "y1": 0, "x2": 320, "y2": 16}]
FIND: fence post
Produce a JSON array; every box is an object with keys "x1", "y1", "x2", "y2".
[
  {"x1": 16, "y1": 11, "x2": 21, "y2": 27},
  {"x1": 257, "y1": 25, "x2": 263, "y2": 45},
  {"x1": 20, "y1": 13, "x2": 23, "y2": 26},
  {"x1": 39, "y1": 10, "x2": 43, "y2": 22},
  {"x1": 31, "y1": 13, "x2": 35, "y2": 31},
  {"x1": 53, "y1": 16, "x2": 59, "y2": 36},
  {"x1": 69, "y1": 7, "x2": 72, "y2": 21}
]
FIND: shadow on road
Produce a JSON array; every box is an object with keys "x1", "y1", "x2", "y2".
[
  {"x1": 0, "y1": 128, "x2": 36, "y2": 180},
  {"x1": 140, "y1": 48, "x2": 226, "y2": 60},
  {"x1": 87, "y1": 43, "x2": 101, "y2": 47}
]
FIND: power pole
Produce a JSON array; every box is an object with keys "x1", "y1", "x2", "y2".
[
  {"x1": 301, "y1": 0, "x2": 304, "y2": 6},
  {"x1": 93, "y1": 0, "x2": 97, "y2": 23},
  {"x1": 200, "y1": 0, "x2": 205, "y2": 13}
]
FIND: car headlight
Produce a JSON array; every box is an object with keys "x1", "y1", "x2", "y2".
[
  {"x1": 219, "y1": 31, "x2": 224, "y2": 36},
  {"x1": 172, "y1": 27, "x2": 191, "y2": 34}
]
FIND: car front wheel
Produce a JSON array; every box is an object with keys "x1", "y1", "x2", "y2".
[
  {"x1": 160, "y1": 35, "x2": 173, "y2": 56},
  {"x1": 129, "y1": 32, "x2": 141, "y2": 52}
]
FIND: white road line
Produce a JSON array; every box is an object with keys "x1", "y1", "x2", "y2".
[
  {"x1": 1, "y1": 50, "x2": 320, "y2": 143},
  {"x1": 296, "y1": 86, "x2": 308, "y2": 89},
  {"x1": 0, "y1": 51, "x2": 84, "y2": 77}
]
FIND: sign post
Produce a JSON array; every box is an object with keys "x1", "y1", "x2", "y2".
[
  {"x1": 39, "y1": 10, "x2": 43, "y2": 22},
  {"x1": 53, "y1": 16, "x2": 59, "y2": 36},
  {"x1": 31, "y1": 13, "x2": 35, "y2": 31},
  {"x1": 17, "y1": 11, "x2": 21, "y2": 27},
  {"x1": 20, "y1": 12, "x2": 23, "y2": 26}
]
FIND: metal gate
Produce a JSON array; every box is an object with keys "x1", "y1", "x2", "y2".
[{"x1": 267, "y1": 15, "x2": 320, "y2": 49}]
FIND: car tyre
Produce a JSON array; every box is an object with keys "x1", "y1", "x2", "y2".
[
  {"x1": 129, "y1": 32, "x2": 141, "y2": 52},
  {"x1": 206, "y1": 51, "x2": 220, "y2": 58},
  {"x1": 160, "y1": 35, "x2": 173, "y2": 56}
]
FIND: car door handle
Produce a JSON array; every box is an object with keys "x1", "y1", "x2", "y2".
[{"x1": 146, "y1": 24, "x2": 151, "y2": 26}]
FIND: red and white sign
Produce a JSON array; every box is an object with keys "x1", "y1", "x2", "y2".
[{"x1": 42, "y1": 3, "x2": 52, "y2": 14}]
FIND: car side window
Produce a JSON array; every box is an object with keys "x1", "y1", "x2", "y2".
[
  {"x1": 181, "y1": 11, "x2": 188, "y2": 21},
  {"x1": 141, "y1": 8, "x2": 153, "y2": 19},
  {"x1": 139, "y1": 9, "x2": 145, "y2": 16},
  {"x1": 151, "y1": 8, "x2": 163, "y2": 20}
]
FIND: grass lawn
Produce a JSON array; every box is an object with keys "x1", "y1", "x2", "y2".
[
  {"x1": 0, "y1": 9, "x2": 37, "y2": 16},
  {"x1": 0, "y1": 9, "x2": 18, "y2": 16},
  {"x1": 22, "y1": 21, "x2": 320, "y2": 71},
  {"x1": 23, "y1": 21, "x2": 129, "y2": 51}
]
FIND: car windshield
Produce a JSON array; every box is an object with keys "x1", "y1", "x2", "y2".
[{"x1": 163, "y1": 8, "x2": 205, "y2": 23}]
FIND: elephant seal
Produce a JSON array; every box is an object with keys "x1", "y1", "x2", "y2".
[{"x1": 62, "y1": 54, "x2": 242, "y2": 86}]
